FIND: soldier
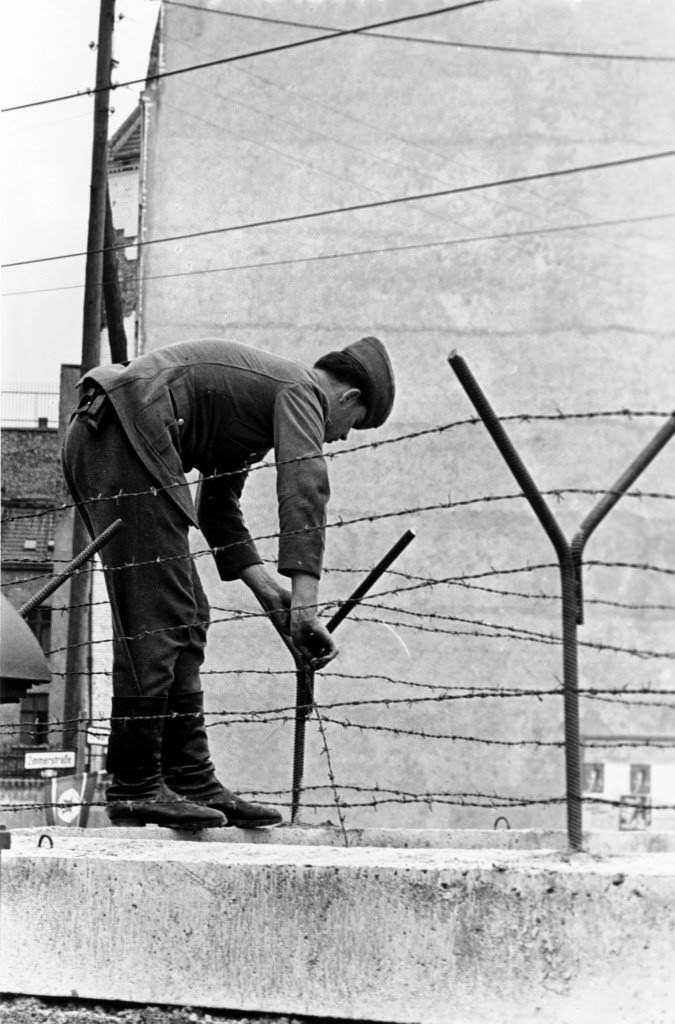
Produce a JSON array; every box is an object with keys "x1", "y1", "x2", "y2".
[{"x1": 62, "y1": 337, "x2": 395, "y2": 829}]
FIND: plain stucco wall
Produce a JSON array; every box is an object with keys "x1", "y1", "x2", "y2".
[{"x1": 131, "y1": 0, "x2": 675, "y2": 829}]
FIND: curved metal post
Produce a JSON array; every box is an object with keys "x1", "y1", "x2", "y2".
[
  {"x1": 571, "y1": 413, "x2": 675, "y2": 623},
  {"x1": 448, "y1": 352, "x2": 582, "y2": 849}
]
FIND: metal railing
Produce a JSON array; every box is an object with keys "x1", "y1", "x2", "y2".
[{"x1": 0, "y1": 388, "x2": 60, "y2": 428}]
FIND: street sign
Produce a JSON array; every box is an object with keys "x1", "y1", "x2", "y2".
[
  {"x1": 44, "y1": 772, "x2": 98, "y2": 828},
  {"x1": 24, "y1": 750, "x2": 75, "y2": 770}
]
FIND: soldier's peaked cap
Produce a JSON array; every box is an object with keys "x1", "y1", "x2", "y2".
[{"x1": 342, "y1": 336, "x2": 395, "y2": 429}]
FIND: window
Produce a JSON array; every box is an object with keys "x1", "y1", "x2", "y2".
[
  {"x1": 25, "y1": 604, "x2": 52, "y2": 653},
  {"x1": 19, "y1": 693, "x2": 49, "y2": 747}
]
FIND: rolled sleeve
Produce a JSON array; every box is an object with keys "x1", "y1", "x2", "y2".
[{"x1": 274, "y1": 383, "x2": 329, "y2": 578}]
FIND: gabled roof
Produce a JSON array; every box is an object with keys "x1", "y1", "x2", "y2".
[
  {"x1": 1, "y1": 507, "x2": 56, "y2": 567},
  {"x1": 109, "y1": 107, "x2": 141, "y2": 172},
  {"x1": 107, "y1": 10, "x2": 159, "y2": 173}
]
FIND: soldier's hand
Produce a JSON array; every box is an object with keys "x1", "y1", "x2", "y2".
[
  {"x1": 291, "y1": 616, "x2": 338, "y2": 670},
  {"x1": 239, "y1": 565, "x2": 292, "y2": 635}
]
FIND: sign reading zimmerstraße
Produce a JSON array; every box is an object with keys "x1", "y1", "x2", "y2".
[{"x1": 24, "y1": 751, "x2": 76, "y2": 770}]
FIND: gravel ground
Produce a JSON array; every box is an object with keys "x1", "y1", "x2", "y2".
[{"x1": 0, "y1": 998, "x2": 337, "y2": 1024}]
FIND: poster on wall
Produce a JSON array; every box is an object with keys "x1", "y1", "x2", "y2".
[
  {"x1": 582, "y1": 747, "x2": 675, "y2": 832},
  {"x1": 43, "y1": 772, "x2": 97, "y2": 828}
]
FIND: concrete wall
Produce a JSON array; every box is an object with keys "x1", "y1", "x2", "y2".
[
  {"x1": 2, "y1": 833, "x2": 675, "y2": 1023},
  {"x1": 129, "y1": 1, "x2": 675, "y2": 829}
]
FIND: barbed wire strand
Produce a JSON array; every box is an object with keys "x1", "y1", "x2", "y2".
[{"x1": 4, "y1": 407, "x2": 672, "y2": 526}]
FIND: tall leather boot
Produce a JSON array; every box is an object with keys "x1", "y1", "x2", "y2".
[
  {"x1": 106, "y1": 695, "x2": 225, "y2": 829},
  {"x1": 163, "y1": 691, "x2": 283, "y2": 828}
]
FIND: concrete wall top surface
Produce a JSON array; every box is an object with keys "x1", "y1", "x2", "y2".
[
  {"x1": 3, "y1": 826, "x2": 675, "y2": 1023},
  {"x1": 8, "y1": 825, "x2": 675, "y2": 858}
]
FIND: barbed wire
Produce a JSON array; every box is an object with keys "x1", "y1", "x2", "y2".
[
  {"x1": 36, "y1": 593, "x2": 675, "y2": 662},
  {"x1": 348, "y1": 607, "x2": 675, "y2": 660},
  {"x1": 3, "y1": 407, "x2": 673, "y2": 527},
  {"x1": 4, "y1": 406, "x2": 672, "y2": 831},
  {"x1": 3, "y1": 683, "x2": 674, "y2": 741},
  {"x1": 314, "y1": 704, "x2": 349, "y2": 845},
  {"x1": 315, "y1": 715, "x2": 675, "y2": 749},
  {"x1": 3, "y1": 486, "x2": 674, "y2": 598},
  {"x1": 27, "y1": 563, "x2": 675, "y2": 619},
  {"x1": 4, "y1": 791, "x2": 674, "y2": 814}
]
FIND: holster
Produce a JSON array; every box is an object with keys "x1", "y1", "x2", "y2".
[{"x1": 71, "y1": 383, "x2": 110, "y2": 432}]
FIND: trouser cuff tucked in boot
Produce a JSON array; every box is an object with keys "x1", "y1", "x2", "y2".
[
  {"x1": 163, "y1": 690, "x2": 283, "y2": 828},
  {"x1": 106, "y1": 695, "x2": 225, "y2": 829}
]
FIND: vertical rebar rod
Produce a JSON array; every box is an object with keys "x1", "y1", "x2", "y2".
[
  {"x1": 257, "y1": 531, "x2": 415, "y2": 825},
  {"x1": 448, "y1": 351, "x2": 583, "y2": 849},
  {"x1": 290, "y1": 529, "x2": 415, "y2": 823},
  {"x1": 291, "y1": 665, "x2": 314, "y2": 824}
]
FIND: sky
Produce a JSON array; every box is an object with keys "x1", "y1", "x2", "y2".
[{"x1": 1, "y1": 0, "x2": 160, "y2": 387}]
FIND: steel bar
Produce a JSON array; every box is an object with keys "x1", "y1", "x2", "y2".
[
  {"x1": 448, "y1": 352, "x2": 583, "y2": 850},
  {"x1": 325, "y1": 529, "x2": 416, "y2": 633},
  {"x1": 19, "y1": 518, "x2": 124, "y2": 618},
  {"x1": 571, "y1": 412, "x2": 675, "y2": 623},
  {"x1": 288, "y1": 528, "x2": 416, "y2": 822},
  {"x1": 254, "y1": 531, "x2": 415, "y2": 823},
  {"x1": 448, "y1": 352, "x2": 569, "y2": 563},
  {"x1": 290, "y1": 665, "x2": 314, "y2": 825}
]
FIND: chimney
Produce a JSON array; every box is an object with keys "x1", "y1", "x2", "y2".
[{"x1": 38, "y1": 417, "x2": 49, "y2": 430}]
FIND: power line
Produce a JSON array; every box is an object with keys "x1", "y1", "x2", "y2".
[
  {"x1": 157, "y1": 40, "x2": 675, "y2": 286},
  {"x1": 4, "y1": 210, "x2": 673, "y2": 298},
  {"x1": 215, "y1": 54, "x2": 674, "y2": 260},
  {"x1": 1, "y1": 0, "x2": 499, "y2": 113},
  {"x1": 166, "y1": 1, "x2": 675, "y2": 63},
  {"x1": 379, "y1": 33, "x2": 675, "y2": 62},
  {"x1": 4, "y1": 148, "x2": 674, "y2": 269}
]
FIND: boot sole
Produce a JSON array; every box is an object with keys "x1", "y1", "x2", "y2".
[
  {"x1": 110, "y1": 817, "x2": 280, "y2": 830},
  {"x1": 109, "y1": 818, "x2": 223, "y2": 830},
  {"x1": 225, "y1": 818, "x2": 283, "y2": 829}
]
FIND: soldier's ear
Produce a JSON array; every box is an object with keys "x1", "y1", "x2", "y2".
[{"x1": 339, "y1": 387, "x2": 362, "y2": 407}]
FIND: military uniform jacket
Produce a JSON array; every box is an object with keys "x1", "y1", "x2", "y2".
[{"x1": 83, "y1": 339, "x2": 331, "y2": 580}]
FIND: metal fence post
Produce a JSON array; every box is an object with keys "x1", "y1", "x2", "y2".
[
  {"x1": 448, "y1": 352, "x2": 582, "y2": 848},
  {"x1": 448, "y1": 353, "x2": 674, "y2": 851},
  {"x1": 571, "y1": 413, "x2": 675, "y2": 623}
]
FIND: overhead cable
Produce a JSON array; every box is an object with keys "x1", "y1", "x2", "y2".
[
  {"x1": 4, "y1": 148, "x2": 675, "y2": 269},
  {"x1": 3, "y1": 210, "x2": 673, "y2": 297},
  {"x1": 166, "y1": 1, "x2": 675, "y2": 63},
  {"x1": 1, "y1": 0, "x2": 499, "y2": 113}
]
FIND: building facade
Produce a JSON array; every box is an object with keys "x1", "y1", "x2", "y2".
[
  {"x1": 83, "y1": 1, "x2": 675, "y2": 830},
  {"x1": 1, "y1": 424, "x2": 62, "y2": 774}
]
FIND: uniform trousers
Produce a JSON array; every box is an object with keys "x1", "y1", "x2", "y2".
[{"x1": 62, "y1": 407, "x2": 209, "y2": 702}]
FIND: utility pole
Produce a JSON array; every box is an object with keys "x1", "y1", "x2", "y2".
[
  {"x1": 103, "y1": 186, "x2": 128, "y2": 363},
  {"x1": 63, "y1": 0, "x2": 116, "y2": 768}
]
